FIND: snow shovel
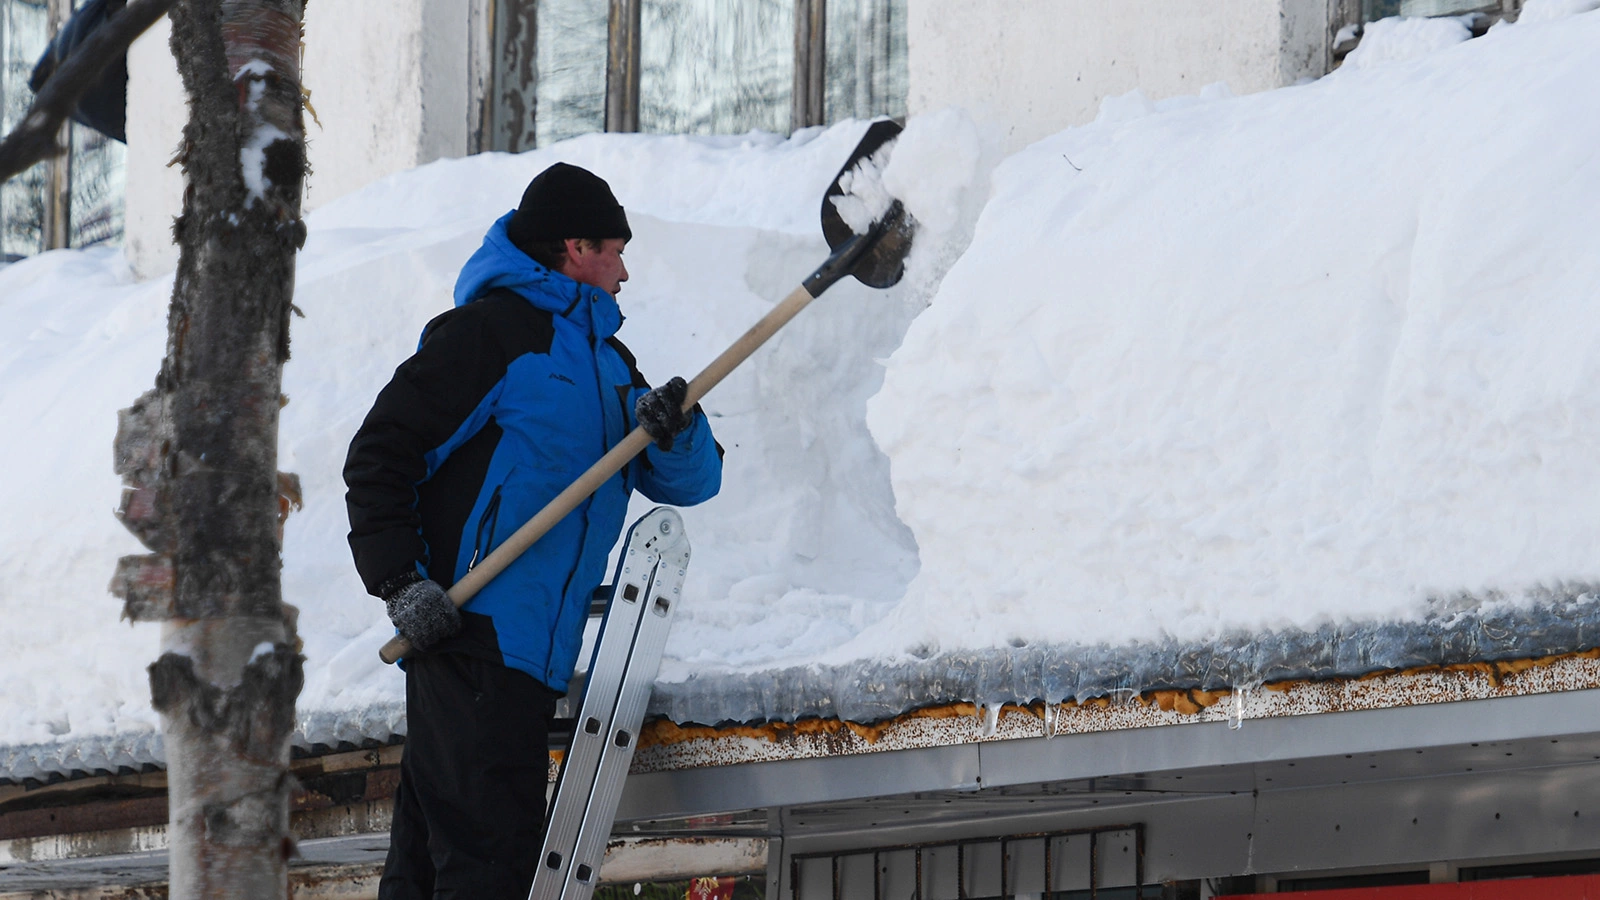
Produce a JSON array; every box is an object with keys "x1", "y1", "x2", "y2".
[{"x1": 380, "y1": 118, "x2": 915, "y2": 664}]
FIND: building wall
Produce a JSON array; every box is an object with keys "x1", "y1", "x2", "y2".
[
  {"x1": 123, "y1": 0, "x2": 1335, "y2": 276},
  {"x1": 124, "y1": 1, "x2": 476, "y2": 278},
  {"x1": 123, "y1": 16, "x2": 186, "y2": 278},
  {"x1": 907, "y1": 0, "x2": 1333, "y2": 152}
]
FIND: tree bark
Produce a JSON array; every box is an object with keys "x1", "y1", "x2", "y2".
[{"x1": 111, "y1": 1, "x2": 307, "y2": 895}]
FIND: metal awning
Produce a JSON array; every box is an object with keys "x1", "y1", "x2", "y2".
[{"x1": 618, "y1": 686, "x2": 1600, "y2": 891}]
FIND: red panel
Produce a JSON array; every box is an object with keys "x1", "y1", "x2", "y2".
[{"x1": 1226, "y1": 873, "x2": 1600, "y2": 900}]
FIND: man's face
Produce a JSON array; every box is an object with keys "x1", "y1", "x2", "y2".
[{"x1": 561, "y1": 238, "x2": 629, "y2": 296}]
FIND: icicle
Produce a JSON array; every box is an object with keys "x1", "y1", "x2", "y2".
[
  {"x1": 1227, "y1": 683, "x2": 1256, "y2": 730},
  {"x1": 978, "y1": 702, "x2": 1001, "y2": 737},
  {"x1": 1042, "y1": 701, "x2": 1057, "y2": 740}
]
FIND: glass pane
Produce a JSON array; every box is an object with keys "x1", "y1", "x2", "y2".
[
  {"x1": 638, "y1": 0, "x2": 792, "y2": 136},
  {"x1": 825, "y1": 0, "x2": 906, "y2": 124},
  {"x1": 534, "y1": 0, "x2": 607, "y2": 148},
  {"x1": 68, "y1": 120, "x2": 122, "y2": 247},
  {"x1": 1, "y1": 0, "x2": 49, "y2": 260},
  {"x1": 1365, "y1": 0, "x2": 1491, "y2": 17},
  {"x1": 1397, "y1": 0, "x2": 1492, "y2": 12}
]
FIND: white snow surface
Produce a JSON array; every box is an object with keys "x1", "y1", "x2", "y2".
[
  {"x1": 2, "y1": 10, "x2": 1598, "y2": 746},
  {"x1": 831, "y1": 143, "x2": 896, "y2": 235},
  {"x1": 860, "y1": 10, "x2": 1600, "y2": 661},
  {"x1": 1516, "y1": 0, "x2": 1600, "y2": 24},
  {"x1": 1341, "y1": 15, "x2": 1472, "y2": 70}
]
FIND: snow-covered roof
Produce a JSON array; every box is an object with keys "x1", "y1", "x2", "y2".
[
  {"x1": 10, "y1": 588, "x2": 1599, "y2": 786},
  {"x1": 0, "y1": 705, "x2": 404, "y2": 788},
  {"x1": 650, "y1": 588, "x2": 1600, "y2": 726},
  {"x1": 2, "y1": 7, "x2": 1599, "y2": 761}
]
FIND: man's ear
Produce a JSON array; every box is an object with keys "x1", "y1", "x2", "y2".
[{"x1": 563, "y1": 238, "x2": 586, "y2": 259}]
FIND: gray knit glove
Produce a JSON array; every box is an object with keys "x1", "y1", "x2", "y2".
[
  {"x1": 382, "y1": 574, "x2": 461, "y2": 652},
  {"x1": 635, "y1": 376, "x2": 692, "y2": 451}
]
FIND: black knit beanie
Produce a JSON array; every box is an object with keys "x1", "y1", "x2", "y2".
[{"x1": 506, "y1": 163, "x2": 632, "y2": 251}]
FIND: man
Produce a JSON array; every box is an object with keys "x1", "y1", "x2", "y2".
[{"x1": 343, "y1": 162, "x2": 722, "y2": 899}]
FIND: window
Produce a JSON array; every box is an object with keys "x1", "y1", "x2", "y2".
[
  {"x1": 532, "y1": 0, "x2": 607, "y2": 147},
  {"x1": 66, "y1": 110, "x2": 122, "y2": 247},
  {"x1": 824, "y1": 0, "x2": 906, "y2": 124},
  {"x1": 638, "y1": 0, "x2": 794, "y2": 136},
  {"x1": 1333, "y1": 0, "x2": 1522, "y2": 67},
  {"x1": 1, "y1": 0, "x2": 50, "y2": 260},
  {"x1": 1364, "y1": 0, "x2": 1501, "y2": 16},
  {"x1": 481, "y1": 0, "x2": 906, "y2": 153},
  {"x1": 789, "y1": 825, "x2": 1151, "y2": 899},
  {"x1": 0, "y1": 0, "x2": 125, "y2": 262}
]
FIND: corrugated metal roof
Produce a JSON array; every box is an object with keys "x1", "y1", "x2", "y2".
[
  {"x1": 0, "y1": 731, "x2": 166, "y2": 788},
  {"x1": 0, "y1": 702, "x2": 407, "y2": 788}
]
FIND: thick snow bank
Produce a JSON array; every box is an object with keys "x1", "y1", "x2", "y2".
[
  {"x1": 859, "y1": 9, "x2": 1600, "y2": 664},
  {"x1": 1342, "y1": 15, "x2": 1471, "y2": 70},
  {"x1": 0, "y1": 248, "x2": 163, "y2": 744}
]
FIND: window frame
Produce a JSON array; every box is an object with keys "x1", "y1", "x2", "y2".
[
  {"x1": 476, "y1": 0, "x2": 884, "y2": 154},
  {"x1": 606, "y1": 0, "x2": 834, "y2": 135}
]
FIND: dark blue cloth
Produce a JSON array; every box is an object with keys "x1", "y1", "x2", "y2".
[
  {"x1": 29, "y1": 0, "x2": 128, "y2": 143},
  {"x1": 446, "y1": 215, "x2": 722, "y2": 689}
]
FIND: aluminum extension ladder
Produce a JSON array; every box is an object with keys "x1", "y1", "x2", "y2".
[{"x1": 530, "y1": 506, "x2": 690, "y2": 899}]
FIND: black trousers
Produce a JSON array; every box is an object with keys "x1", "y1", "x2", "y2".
[{"x1": 380, "y1": 652, "x2": 560, "y2": 900}]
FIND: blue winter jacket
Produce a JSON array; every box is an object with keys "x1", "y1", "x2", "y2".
[{"x1": 344, "y1": 213, "x2": 722, "y2": 691}]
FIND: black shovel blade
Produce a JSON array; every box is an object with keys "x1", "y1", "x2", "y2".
[{"x1": 821, "y1": 118, "x2": 918, "y2": 289}]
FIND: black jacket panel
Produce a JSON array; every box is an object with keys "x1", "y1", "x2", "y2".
[{"x1": 344, "y1": 290, "x2": 555, "y2": 595}]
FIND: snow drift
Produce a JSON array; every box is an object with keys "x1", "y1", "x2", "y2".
[{"x1": 858, "y1": 5, "x2": 1600, "y2": 663}]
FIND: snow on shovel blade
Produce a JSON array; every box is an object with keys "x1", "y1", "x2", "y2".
[{"x1": 821, "y1": 118, "x2": 917, "y2": 290}]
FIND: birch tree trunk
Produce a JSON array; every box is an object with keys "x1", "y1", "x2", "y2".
[{"x1": 110, "y1": 0, "x2": 308, "y2": 895}]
